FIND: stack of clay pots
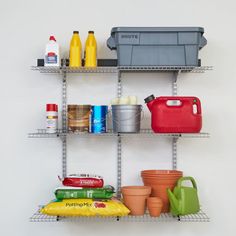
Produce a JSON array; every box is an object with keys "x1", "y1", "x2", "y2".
[{"x1": 141, "y1": 170, "x2": 183, "y2": 212}]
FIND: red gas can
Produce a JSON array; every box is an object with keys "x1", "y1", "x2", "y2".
[{"x1": 145, "y1": 95, "x2": 202, "y2": 133}]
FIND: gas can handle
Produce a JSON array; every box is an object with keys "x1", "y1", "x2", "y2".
[
  {"x1": 160, "y1": 97, "x2": 184, "y2": 105},
  {"x1": 177, "y1": 176, "x2": 198, "y2": 190},
  {"x1": 164, "y1": 97, "x2": 184, "y2": 107},
  {"x1": 192, "y1": 97, "x2": 202, "y2": 115},
  {"x1": 159, "y1": 97, "x2": 202, "y2": 114}
]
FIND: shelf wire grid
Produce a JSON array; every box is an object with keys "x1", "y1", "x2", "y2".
[
  {"x1": 31, "y1": 66, "x2": 118, "y2": 74},
  {"x1": 31, "y1": 66, "x2": 61, "y2": 74},
  {"x1": 31, "y1": 65, "x2": 212, "y2": 74},
  {"x1": 28, "y1": 129, "x2": 63, "y2": 138},
  {"x1": 30, "y1": 206, "x2": 209, "y2": 223},
  {"x1": 62, "y1": 67, "x2": 118, "y2": 73},
  {"x1": 179, "y1": 210, "x2": 210, "y2": 222},
  {"x1": 28, "y1": 129, "x2": 210, "y2": 138},
  {"x1": 118, "y1": 66, "x2": 212, "y2": 73}
]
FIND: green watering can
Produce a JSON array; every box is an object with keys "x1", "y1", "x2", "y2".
[{"x1": 167, "y1": 176, "x2": 200, "y2": 216}]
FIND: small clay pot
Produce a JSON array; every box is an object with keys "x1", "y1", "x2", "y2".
[
  {"x1": 121, "y1": 186, "x2": 151, "y2": 216},
  {"x1": 147, "y1": 197, "x2": 163, "y2": 217}
]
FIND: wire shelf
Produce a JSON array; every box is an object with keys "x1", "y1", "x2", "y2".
[
  {"x1": 28, "y1": 129, "x2": 64, "y2": 138},
  {"x1": 179, "y1": 210, "x2": 210, "y2": 222},
  {"x1": 118, "y1": 66, "x2": 213, "y2": 73},
  {"x1": 31, "y1": 65, "x2": 212, "y2": 74},
  {"x1": 31, "y1": 66, "x2": 118, "y2": 74},
  {"x1": 62, "y1": 67, "x2": 118, "y2": 73},
  {"x1": 31, "y1": 66, "x2": 61, "y2": 74},
  {"x1": 28, "y1": 129, "x2": 210, "y2": 138},
  {"x1": 30, "y1": 206, "x2": 209, "y2": 223}
]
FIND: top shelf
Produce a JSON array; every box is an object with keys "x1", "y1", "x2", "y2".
[
  {"x1": 31, "y1": 66, "x2": 213, "y2": 74},
  {"x1": 119, "y1": 66, "x2": 212, "y2": 73}
]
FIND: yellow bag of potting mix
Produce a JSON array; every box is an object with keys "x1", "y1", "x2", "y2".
[{"x1": 41, "y1": 198, "x2": 130, "y2": 216}]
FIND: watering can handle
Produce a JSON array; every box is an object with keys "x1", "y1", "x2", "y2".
[{"x1": 177, "y1": 176, "x2": 197, "y2": 190}]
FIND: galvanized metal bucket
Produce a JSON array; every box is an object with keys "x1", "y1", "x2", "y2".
[{"x1": 112, "y1": 105, "x2": 142, "y2": 133}]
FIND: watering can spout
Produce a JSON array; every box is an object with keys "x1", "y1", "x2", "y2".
[
  {"x1": 167, "y1": 188, "x2": 179, "y2": 212},
  {"x1": 144, "y1": 94, "x2": 155, "y2": 112}
]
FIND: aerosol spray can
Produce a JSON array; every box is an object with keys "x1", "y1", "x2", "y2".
[{"x1": 46, "y1": 104, "x2": 58, "y2": 133}]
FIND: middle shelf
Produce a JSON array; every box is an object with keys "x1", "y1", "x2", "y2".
[{"x1": 28, "y1": 129, "x2": 210, "y2": 139}]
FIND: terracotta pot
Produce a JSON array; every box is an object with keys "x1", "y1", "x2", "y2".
[
  {"x1": 152, "y1": 184, "x2": 175, "y2": 212},
  {"x1": 147, "y1": 197, "x2": 163, "y2": 217},
  {"x1": 141, "y1": 175, "x2": 182, "y2": 180},
  {"x1": 142, "y1": 177, "x2": 180, "y2": 185},
  {"x1": 141, "y1": 170, "x2": 183, "y2": 176},
  {"x1": 142, "y1": 180, "x2": 176, "y2": 211},
  {"x1": 141, "y1": 170, "x2": 183, "y2": 213},
  {"x1": 143, "y1": 176, "x2": 180, "y2": 183},
  {"x1": 121, "y1": 186, "x2": 151, "y2": 216},
  {"x1": 141, "y1": 175, "x2": 181, "y2": 180},
  {"x1": 141, "y1": 173, "x2": 183, "y2": 177}
]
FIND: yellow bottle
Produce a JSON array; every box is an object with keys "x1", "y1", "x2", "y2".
[
  {"x1": 69, "y1": 31, "x2": 82, "y2": 67},
  {"x1": 84, "y1": 31, "x2": 97, "y2": 68}
]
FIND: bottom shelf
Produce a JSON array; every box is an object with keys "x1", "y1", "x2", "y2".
[{"x1": 30, "y1": 206, "x2": 210, "y2": 222}]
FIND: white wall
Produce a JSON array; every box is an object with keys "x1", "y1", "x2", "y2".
[{"x1": 0, "y1": 0, "x2": 235, "y2": 235}]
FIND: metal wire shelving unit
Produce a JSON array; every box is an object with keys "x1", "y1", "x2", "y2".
[
  {"x1": 30, "y1": 62, "x2": 211, "y2": 223},
  {"x1": 30, "y1": 206, "x2": 209, "y2": 223}
]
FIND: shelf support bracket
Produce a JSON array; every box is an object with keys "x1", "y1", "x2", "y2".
[
  {"x1": 172, "y1": 137, "x2": 178, "y2": 170},
  {"x1": 171, "y1": 70, "x2": 180, "y2": 170},
  {"x1": 62, "y1": 71, "x2": 67, "y2": 178},
  {"x1": 172, "y1": 70, "x2": 181, "y2": 96},
  {"x1": 117, "y1": 134, "x2": 122, "y2": 199},
  {"x1": 116, "y1": 71, "x2": 122, "y2": 198},
  {"x1": 117, "y1": 71, "x2": 122, "y2": 98}
]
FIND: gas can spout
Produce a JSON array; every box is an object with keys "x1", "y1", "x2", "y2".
[{"x1": 144, "y1": 94, "x2": 155, "y2": 112}]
